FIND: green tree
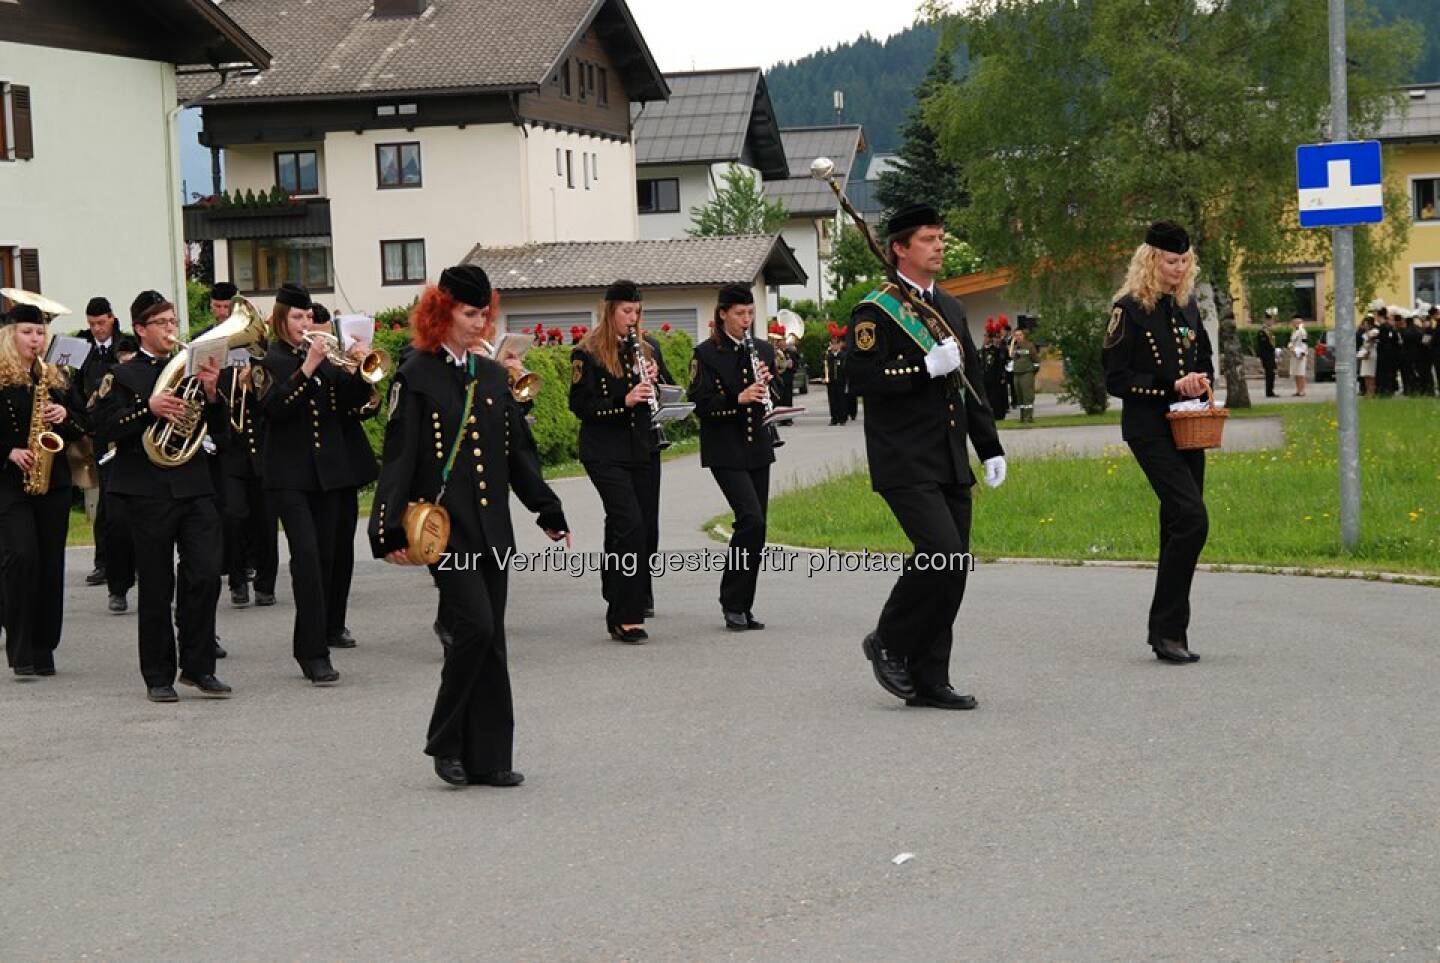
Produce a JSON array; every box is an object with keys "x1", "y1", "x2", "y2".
[
  {"x1": 827, "y1": 224, "x2": 885, "y2": 292},
  {"x1": 876, "y1": 33, "x2": 968, "y2": 220},
  {"x1": 689, "y1": 165, "x2": 788, "y2": 237},
  {"x1": 930, "y1": 0, "x2": 1418, "y2": 411}
]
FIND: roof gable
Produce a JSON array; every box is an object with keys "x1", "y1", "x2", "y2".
[
  {"x1": 632, "y1": 69, "x2": 787, "y2": 179},
  {"x1": 0, "y1": 0, "x2": 269, "y2": 69}
]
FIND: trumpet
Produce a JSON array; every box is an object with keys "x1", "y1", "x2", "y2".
[
  {"x1": 479, "y1": 337, "x2": 542, "y2": 403},
  {"x1": 302, "y1": 330, "x2": 391, "y2": 384}
]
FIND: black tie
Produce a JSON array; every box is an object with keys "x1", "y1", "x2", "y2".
[{"x1": 921, "y1": 289, "x2": 935, "y2": 307}]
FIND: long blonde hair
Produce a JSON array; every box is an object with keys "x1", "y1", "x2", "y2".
[
  {"x1": 578, "y1": 300, "x2": 652, "y2": 378},
  {"x1": 0, "y1": 324, "x2": 44, "y2": 389},
  {"x1": 1114, "y1": 243, "x2": 1199, "y2": 311}
]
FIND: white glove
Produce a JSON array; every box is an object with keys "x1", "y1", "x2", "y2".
[
  {"x1": 924, "y1": 337, "x2": 962, "y2": 378},
  {"x1": 983, "y1": 455, "x2": 1007, "y2": 489}
]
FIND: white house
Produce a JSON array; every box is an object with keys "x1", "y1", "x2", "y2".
[
  {"x1": 631, "y1": 68, "x2": 789, "y2": 241},
  {"x1": 183, "y1": 0, "x2": 803, "y2": 334},
  {"x1": 0, "y1": 0, "x2": 268, "y2": 327},
  {"x1": 764, "y1": 124, "x2": 866, "y2": 309}
]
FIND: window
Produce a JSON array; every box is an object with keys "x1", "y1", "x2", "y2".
[
  {"x1": 1, "y1": 82, "x2": 34, "y2": 161},
  {"x1": 560, "y1": 59, "x2": 572, "y2": 99},
  {"x1": 555, "y1": 148, "x2": 563, "y2": 177},
  {"x1": 637, "y1": 178, "x2": 680, "y2": 214},
  {"x1": 0, "y1": 246, "x2": 16, "y2": 293},
  {"x1": 229, "y1": 237, "x2": 333, "y2": 294},
  {"x1": 376, "y1": 142, "x2": 422, "y2": 188},
  {"x1": 381, "y1": 239, "x2": 426, "y2": 285},
  {"x1": 598, "y1": 68, "x2": 608, "y2": 106},
  {"x1": 1416, "y1": 266, "x2": 1440, "y2": 306},
  {"x1": 583, "y1": 153, "x2": 590, "y2": 190},
  {"x1": 274, "y1": 150, "x2": 319, "y2": 195},
  {"x1": 591, "y1": 152, "x2": 599, "y2": 181},
  {"x1": 1414, "y1": 177, "x2": 1440, "y2": 222},
  {"x1": 566, "y1": 150, "x2": 574, "y2": 189}
]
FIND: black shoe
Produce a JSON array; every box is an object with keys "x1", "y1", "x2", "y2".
[
  {"x1": 434, "y1": 756, "x2": 468, "y2": 786},
  {"x1": 643, "y1": 606, "x2": 655, "y2": 619},
  {"x1": 301, "y1": 658, "x2": 340, "y2": 686},
  {"x1": 213, "y1": 639, "x2": 227, "y2": 659},
  {"x1": 13, "y1": 665, "x2": 36, "y2": 678},
  {"x1": 329, "y1": 628, "x2": 357, "y2": 649},
  {"x1": 609, "y1": 623, "x2": 649, "y2": 644},
  {"x1": 862, "y1": 632, "x2": 916, "y2": 700},
  {"x1": 743, "y1": 612, "x2": 765, "y2": 630},
  {"x1": 85, "y1": 567, "x2": 107, "y2": 586},
  {"x1": 179, "y1": 673, "x2": 233, "y2": 698},
  {"x1": 433, "y1": 619, "x2": 454, "y2": 652},
  {"x1": 230, "y1": 585, "x2": 250, "y2": 607},
  {"x1": 905, "y1": 685, "x2": 979, "y2": 710},
  {"x1": 1150, "y1": 639, "x2": 1194, "y2": 664},
  {"x1": 723, "y1": 610, "x2": 749, "y2": 631},
  {"x1": 254, "y1": 591, "x2": 276, "y2": 607},
  {"x1": 147, "y1": 684, "x2": 179, "y2": 703},
  {"x1": 108, "y1": 594, "x2": 128, "y2": 614},
  {"x1": 468, "y1": 769, "x2": 524, "y2": 787},
  {"x1": 34, "y1": 663, "x2": 56, "y2": 677}
]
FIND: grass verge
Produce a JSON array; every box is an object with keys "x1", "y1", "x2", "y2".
[
  {"x1": 997, "y1": 399, "x2": 1330, "y2": 430},
  {"x1": 747, "y1": 397, "x2": 1440, "y2": 578}
]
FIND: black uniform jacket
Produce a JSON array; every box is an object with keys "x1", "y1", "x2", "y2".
[
  {"x1": 688, "y1": 334, "x2": 777, "y2": 471},
  {"x1": 216, "y1": 364, "x2": 263, "y2": 480},
  {"x1": 253, "y1": 342, "x2": 375, "y2": 492},
  {"x1": 823, "y1": 347, "x2": 846, "y2": 384},
  {"x1": 1256, "y1": 329, "x2": 1276, "y2": 366},
  {"x1": 568, "y1": 339, "x2": 657, "y2": 467},
  {"x1": 90, "y1": 351, "x2": 230, "y2": 499},
  {"x1": 368, "y1": 350, "x2": 566, "y2": 560},
  {"x1": 71, "y1": 330, "x2": 122, "y2": 410},
  {"x1": 1102, "y1": 293, "x2": 1216, "y2": 442},
  {"x1": 846, "y1": 285, "x2": 1002, "y2": 491},
  {"x1": 0, "y1": 372, "x2": 87, "y2": 508}
]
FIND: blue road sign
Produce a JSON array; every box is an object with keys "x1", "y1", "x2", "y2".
[{"x1": 1297, "y1": 141, "x2": 1384, "y2": 228}]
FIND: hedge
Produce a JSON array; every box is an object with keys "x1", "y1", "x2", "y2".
[
  {"x1": 1236, "y1": 324, "x2": 1332, "y2": 357},
  {"x1": 360, "y1": 325, "x2": 698, "y2": 468}
]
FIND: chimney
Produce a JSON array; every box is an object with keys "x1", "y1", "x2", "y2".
[{"x1": 373, "y1": 0, "x2": 427, "y2": 17}]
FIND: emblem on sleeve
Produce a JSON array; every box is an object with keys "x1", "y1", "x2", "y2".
[
  {"x1": 1104, "y1": 307, "x2": 1125, "y2": 348},
  {"x1": 571, "y1": 359, "x2": 585, "y2": 385},
  {"x1": 688, "y1": 358, "x2": 698, "y2": 382},
  {"x1": 251, "y1": 365, "x2": 271, "y2": 398},
  {"x1": 387, "y1": 381, "x2": 402, "y2": 421},
  {"x1": 855, "y1": 320, "x2": 877, "y2": 352}
]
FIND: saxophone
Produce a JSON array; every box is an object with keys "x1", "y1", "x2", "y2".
[{"x1": 22, "y1": 362, "x2": 65, "y2": 496}]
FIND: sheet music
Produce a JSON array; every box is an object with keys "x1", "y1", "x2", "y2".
[
  {"x1": 186, "y1": 338, "x2": 230, "y2": 377},
  {"x1": 338, "y1": 314, "x2": 375, "y2": 350},
  {"x1": 45, "y1": 336, "x2": 92, "y2": 369}
]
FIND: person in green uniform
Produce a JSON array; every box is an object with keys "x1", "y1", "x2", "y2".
[{"x1": 1009, "y1": 327, "x2": 1040, "y2": 423}]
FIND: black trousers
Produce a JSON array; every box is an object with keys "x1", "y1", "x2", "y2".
[
  {"x1": 1, "y1": 489, "x2": 69, "y2": 671},
  {"x1": 638, "y1": 453, "x2": 661, "y2": 610},
  {"x1": 92, "y1": 461, "x2": 108, "y2": 572},
  {"x1": 427, "y1": 553, "x2": 513, "y2": 773},
  {"x1": 711, "y1": 465, "x2": 770, "y2": 615},
  {"x1": 222, "y1": 473, "x2": 278, "y2": 595},
  {"x1": 1128, "y1": 437, "x2": 1207, "y2": 643},
  {"x1": 1261, "y1": 360, "x2": 1276, "y2": 396},
  {"x1": 583, "y1": 460, "x2": 651, "y2": 626},
  {"x1": 123, "y1": 494, "x2": 221, "y2": 687},
  {"x1": 99, "y1": 462, "x2": 135, "y2": 596},
  {"x1": 271, "y1": 488, "x2": 342, "y2": 664},
  {"x1": 328, "y1": 486, "x2": 359, "y2": 639},
  {"x1": 827, "y1": 382, "x2": 849, "y2": 423},
  {"x1": 875, "y1": 481, "x2": 973, "y2": 690}
]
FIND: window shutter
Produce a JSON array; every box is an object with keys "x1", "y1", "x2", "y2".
[
  {"x1": 12, "y1": 86, "x2": 34, "y2": 160},
  {"x1": 19, "y1": 249, "x2": 41, "y2": 292}
]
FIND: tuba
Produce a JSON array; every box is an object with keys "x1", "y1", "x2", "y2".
[
  {"x1": 143, "y1": 296, "x2": 267, "y2": 468},
  {"x1": 22, "y1": 361, "x2": 65, "y2": 496}
]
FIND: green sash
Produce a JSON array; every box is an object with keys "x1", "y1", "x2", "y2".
[{"x1": 859, "y1": 285, "x2": 937, "y2": 353}]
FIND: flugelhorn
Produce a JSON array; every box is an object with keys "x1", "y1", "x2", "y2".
[
  {"x1": 301, "y1": 330, "x2": 391, "y2": 384},
  {"x1": 479, "y1": 337, "x2": 542, "y2": 403}
]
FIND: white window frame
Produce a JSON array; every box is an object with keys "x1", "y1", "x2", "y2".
[
  {"x1": 1410, "y1": 262, "x2": 1440, "y2": 307},
  {"x1": 1408, "y1": 172, "x2": 1440, "y2": 226}
]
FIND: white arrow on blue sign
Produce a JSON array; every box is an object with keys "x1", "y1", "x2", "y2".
[{"x1": 1296, "y1": 140, "x2": 1384, "y2": 228}]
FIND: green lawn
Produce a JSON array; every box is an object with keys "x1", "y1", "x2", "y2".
[
  {"x1": 756, "y1": 398, "x2": 1440, "y2": 577},
  {"x1": 997, "y1": 400, "x2": 1330, "y2": 430}
]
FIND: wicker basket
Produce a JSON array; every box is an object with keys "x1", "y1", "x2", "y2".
[{"x1": 1166, "y1": 385, "x2": 1227, "y2": 450}]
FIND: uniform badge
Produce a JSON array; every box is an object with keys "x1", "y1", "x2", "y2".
[
  {"x1": 854, "y1": 320, "x2": 877, "y2": 352},
  {"x1": 89, "y1": 372, "x2": 114, "y2": 410},
  {"x1": 250, "y1": 365, "x2": 271, "y2": 398},
  {"x1": 387, "y1": 381, "x2": 402, "y2": 422},
  {"x1": 688, "y1": 358, "x2": 698, "y2": 383},
  {"x1": 571, "y1": 359, "x2": 585, "y2": 385},
  {"x1": 1104, "y1": 307, "x2": 1125, "y2": 348}
]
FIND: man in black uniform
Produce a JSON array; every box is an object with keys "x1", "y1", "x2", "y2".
[
  {"x1": 846, "y1": 204, "x2": 1005, "y2": 710},
  {"x1": 91, "y1": 290, "x2": 232, "y2": 702},
  {"x1": 1256, "y1": 307, "x2": 1279, "y2": 398},
  {"x1": 74, "y1": 297, "x2": 123, "y2": 588},
  {"x1": 1401, "y1": 311, "x2": 1427, "y2": 396},
  {"x1": 824, "y1": 328, "x2": 849, "y2": 425},
  {"x1": 1375, "y1": 308, "x2": 1401, "y2": 397},
  {"x1": 216, "y1": 336, "x2": 278, "y2": 610}
]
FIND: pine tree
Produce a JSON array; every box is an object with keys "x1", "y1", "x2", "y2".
[
  {"x1": 875, "y1": 35, "x2": 966, "y2": 220},
  {"x1": 688, "y1": 165, "x2": 789, "y2": 237}
]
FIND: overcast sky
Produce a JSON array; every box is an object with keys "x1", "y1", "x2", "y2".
[{"x1": 623, "y1": 0, "x2": 924, "y2": 72}]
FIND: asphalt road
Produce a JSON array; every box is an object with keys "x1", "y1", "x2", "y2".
[{"x1": 3, "y1": 399, "x2": 1437, "y2": 961}]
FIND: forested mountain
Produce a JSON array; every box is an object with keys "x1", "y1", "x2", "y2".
[{"x1": 765, "y1": 1, "x2": 1439, "y2": 156}]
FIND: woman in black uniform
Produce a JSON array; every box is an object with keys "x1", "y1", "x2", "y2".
[
  {"x1": 0, "y1": 304, "x2": 85, "y2": 677},
  {"x1": 1102, "y1": 222, "x2": 1214, "y2": 664},
  {"x1": 569, "y1": 280, "x2": 661, "y2": 643},
  {"x1": 252, "y1": 282, "x2": 371, "y2": 686},
  {"x1": 369, "y1": 265, "x2": 568, "y2": 788},
  {"x1": 687, "y1": 283, "x2": 777, "y2": 631}
]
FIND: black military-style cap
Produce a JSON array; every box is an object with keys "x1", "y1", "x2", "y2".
[
  {"x1": 275, "y1": 282, "x2": 312, "y2": 310},
  {"x1": 1145, "y1": 221, "x2": 1191, "y2": 255},
  {"x1": 717, "y1": 283, "x2": 753, "y2": 307},
  {"x1": 2, "y1": 303, "x2": 44, "y2": 326},
  {"x1": 605, "y1": 279, "x2": 642, "y2": 303},
  {"x1": 886, "y1": 202, "x2": 942, "y2": 236},
  {"x1": 210, "y1": 281, "x2": 238, "y2": 301},
  {"x1": 438, "y1": 265, "x2": 492, "y2": 309},
  {"x1": 86, "y1": 296, "x2": 113, "y2": 317},
  {"x1": 130, "y1": 289, "x2": 169, "y2": 324}
]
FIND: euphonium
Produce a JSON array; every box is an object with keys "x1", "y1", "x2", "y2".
[
  {"x1": 143, "y1": 296, "x2": 268, "y2": 468},
  {"x1": 300, "y1": 330, "x2": 392, "y2": 384},
  {"x1": 479, "y1": 338, "x2": 542, "y2": 403},
  {"x1": 22, "y1": 361, "x2": 65, "y2": 496}
]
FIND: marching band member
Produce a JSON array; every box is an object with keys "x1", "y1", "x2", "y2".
[
  {"x1": 252, "y1": 283, "x2": 367, "y2": 686},
  {"x1": 0, "y1": 304, "x2": 85, "y2": 677},
  {"x1": 91, "y1": 291, "x2": 231, "y2": 702},
  {"x1": 216, "y1": 330, "x2": 278, "y2": 610},
  {"x1": 688, "y1": 283, "x2": 776, "y2": 631},
  {"x1": 569, "y1": 280, "x2": 660, "y2": 643},
  {"x1": 75, "y1": 297, "x2": 121, "y2": 589},
  {"x1": 1103, "y1": 221, "x2": 1213, "y2": 664},
  {"x1": 846, "y1": 203, "x2": 1005, "y2": 710},
  {"x1": 369, "y1": 264, "x2": 569, "y2": 788}
]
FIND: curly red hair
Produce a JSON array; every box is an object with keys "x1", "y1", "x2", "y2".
[{"x1": 409, "y1": 284, "x2": 500, "y2": 352}]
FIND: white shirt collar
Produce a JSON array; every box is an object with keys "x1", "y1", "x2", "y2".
[
  {"x1": 442, "y1": 344, "x2": 469, "y2": 367},
  {"x1": 139, "y1": 347, "x2": 159, "y2": 360},
  {"x1": 896, "y1": 270, "x2": 935, "y2": 298},
  {"x1": 96, "y1": 339, "x2": 112, "y2": 350}
]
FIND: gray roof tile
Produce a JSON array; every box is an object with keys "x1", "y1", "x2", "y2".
[
  {"x1": 632, "y1": 69, "x2": 787, "y2": 177},
  {"x1": 462, "y1": 235, "x2": 806, "y2": 290},
  {"x1": 764, "y1": 125, "x2": 866, "y2": 216}
]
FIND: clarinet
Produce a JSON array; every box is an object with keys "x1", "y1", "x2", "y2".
[
  {"x1": 746, "y1": 335, "x2": 784, "y2": 449},
  {"x1": 628, "y1": 330, "x2": 670, "y2": 451}
]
